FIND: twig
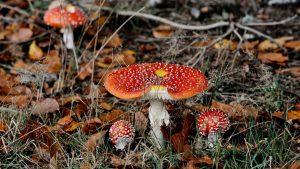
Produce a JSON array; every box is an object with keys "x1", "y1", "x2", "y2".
[
  {"x1": 245, "y1": 15, "x2": 298, "y2": 26},
  {"x1": 0, "y1": 4, "x2": 30, "y2": 16},
  {"x1": 235, "y1": 23, "x2": 287, "y2": 52},
  {"x1": 81, "y1": 4, "x2": 230, "y2": 31}
]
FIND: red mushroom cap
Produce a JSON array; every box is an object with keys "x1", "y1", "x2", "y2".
[
  {"x1": 44, "y1": 4, "x2": 86, "y2": 28},
  {"x1": 109, "y1": 120, "x2": 135, "y2": 145},
  {"x1": 104, "y1": 63, "x2": 208, "y2": 100},
  {"x1": 197, "y1": 109, "x2": 229, "y2": 135}
]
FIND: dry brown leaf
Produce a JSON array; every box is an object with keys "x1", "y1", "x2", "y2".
[
  {"x1": 214, "y1": 39, "x2": 237, "y2": 50},
  {"x1": 284, "y1": 40, "x2": 300, "y2": 51},
  {"x1": 295, "y1": 103, "x2": 300, "y2": 111},
  {"x1": 0, "y1": 119, "x2": 8, "y2": 133},
  {"x1": 55, "y1": 115, "x2": 73, "y2": 129},
  {"x1": 242, "y1": 40, "x2": 259, "y2": 50},
  {"x1": 78, "y1": 63, "x2": 93, "y2": 80},
  {"x1": 28, "y1": 41, "x2": 43, "y2": 61},
  {"x1": 118, "y1": 49, "x2": 136, "y2": 65},
  {"x1": 43, "y1": 50, "x2": 61, "y2": 73},
  {"x1": 99, "y1": 109, "x2": 129, "y2": 123},
  {"x1": 191, "y1": 40, "x2": 211, "y2": 48},
  {"x1": 272, "y1": 110, "x2": 300, "y2": 121},
  {"x1": 96, "y1": 50, "x2": 136, "y2": 68},
  {"x1": 0, "y1": 30, "x2": 12, "y2": 40},
  {"x1": 185, "y1": 155, "x2": 213, "y2": 168},
  {"x1": 134, "y1": 111, "x2": 148, "y2": 133},
  {"x1": 110, "y1": 154, "x2": 127, "y2": 166},
  {"x1": 9, "y1": 85, "x2": 32, "y2": 95},
  {"x1": 83, "y1": 130, "x2": 107, "y2": 152},
  {"x1": 8, "y1": 28, "x2": 33, "y2": 43},
  {"x1": 100, "y1": 101, "x2": 112, "y2": 111},
  {"x1": 81, "y1": 118, "x2": 103, "y2": 135},
  {"x1": 59, "y1": 95, "x2": 81, "y2": 106},
  {"x1": 31, "y1": 98, "x2": 59, "y2": 115},
  {"x1": 152, "y1": 25, "x2": 174, "y2": 38},
  {"x1": 258, "y1": 53, "x2": 288, "y2": 65},
  {"x1": 211, "y1": 100, "x2": 258, "y2": 120},
  {"x1": 105, "y1": 34, "x2": 123, "y2": 48},
  {"x1": 290, "y1": 161, "x2": 300, "y2": 169},
  {"x1": 0, "y1": 95, "x2": 28, "y2": 108},
  {"x1": 276, "y1": 67, "x2": 300, "y2": 77}
]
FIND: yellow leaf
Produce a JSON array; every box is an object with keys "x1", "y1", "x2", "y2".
[
  {"x1": 29, "y1": 41, "x2": 43, "y2": 61},
  {"x1": 272, "y1": 110, "x2": 300, "y2": 121},
  {"x1": 214, "y1": 39, "x2": 237, "y2": 50}
]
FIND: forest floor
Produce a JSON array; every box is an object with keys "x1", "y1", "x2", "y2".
[{"x1": 0, "y1": 0, "x2": 300, "y2": 168}]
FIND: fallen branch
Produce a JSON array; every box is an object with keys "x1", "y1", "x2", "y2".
[
  {"x1": 81, "y1": 4, "x2": 230, "y2": 31},
  {"x1": 245, "y1": 15, "x2": 298, "y2": 26},
  {"x1": 0, "y1": 4, "x2": 30, "y2": 16},
  {"x1": 235, "y1": 23, "x2": 287, "y2": 52}
]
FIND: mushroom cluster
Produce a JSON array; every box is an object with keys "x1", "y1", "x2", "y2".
[
  {"x1": 104, "y1": 63, "x2": 208, "y2": 148},
  {"x1": 44, "y1": 4, "x2": 86, "y2": 50},
  {"x1": 197, "y1": 109, "x2": 229, "y2": 148},
  {"x1": 109, "y1": 120, "x2": 135, "y2": 150}
]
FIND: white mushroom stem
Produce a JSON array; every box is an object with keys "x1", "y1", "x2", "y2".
[
  {"x1": 114, "y1": 138, "x2": 133, "y2": 150},
  {"x1": 207, "y1": 132, "x2": 218, "y2": 148},
  {"x1": 61, "y1": 27, "x2": 75, "y2": 50},
  {"x1": 148, "y1": 100, "x2": 170, "y2": 148}
]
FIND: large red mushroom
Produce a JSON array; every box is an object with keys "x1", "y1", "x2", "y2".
[
  {"x1": 104, "y1": 63, "x2": 208, "y2": 148},
  {"x1": 44, "y1": 4, "x2": 86, "y2": 50}
]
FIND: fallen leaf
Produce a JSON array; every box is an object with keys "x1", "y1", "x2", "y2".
[
  {"x1": 210, "y1": 100, "x2": 258, "y2": 120},
  {"x1": 258, "y1": 37, "x2": 293, "y2": 51},
  {"x1": 0, "y1": 30, "x2": 12, "y2": 40},
  {"x1": 214, "y1": 39, "x2": 237, "y2": 50},
  {"x1": 28, "y1": 41, "x2": 44, "y2": 61},
  {"x1": 99, "y1": 109, "x2": 129, "y2": 123},
  {"x1": 284, "y1": 40, "x2": 300, "y2": 51},
  {"x1": 276, "y1": 67, "x2": 300, "y2": 77},
  {"x1": 104, "y1": 34, "x2": 123, "y2": 48},
  {"x1": 83, "y1": 130, "x2": 107, "y2": 152},
  {"x1": 96, "y1": 50, "x2": 136, "y2": 68},
  {"x1": 191, "y1": 40, "x2": 211, "y2": 48},
  {"x1": 100, "y1": 101, "x2": 112, "y2": 111},
  {"x1": 59, "y1": 95, "x2": 82, "y2": 106},
  {"x1": 43, "y1": 50, "x2": 61, "y2": 73},
  {"x1": 242, "y1": 40, "x2": 259, "y2": 50},
  {"x1": 9, "y1": 85, "x2": 32, "y2": 95},
  {"x1": 110, "y1": 154, "x2": 127, "y2": 166},
  {"x1": 0, "y1": 95, "x2": 28, "y2": 108},
  {"x1": 152, "y1": 25, "x2": 174, "y2": 38},
  {"x1": 55, "y1": 115, "x2": 73, "y2": 129},
  {"x1": 0, "y1": 119, "x2": 8, "y2": 133},
  {"x1": 64, "y1": 120, "x2": 79, "y2": 132},
  {"x1": 185, "y1": 155, "x2": 213, "y2": 168},
  {"x1": 8, "y1": 28, "x2": 33, "y2": 43},
  {"x1": 272, "y1": 110, "x2": 300, "y2": 121},
  {"x1": 134, "y1": 111, "x2": 148, "y2": 133},
  {"x1": 290, "y1": 161, "x2": 300, "y2": 169},
  {"x1": 78, "y1": 63, "x2": 93, "y2": 80},
  {"x1": 258, "y1": 53, "x2": 288, "y2": 65},
  {"x1": 295, "y1": 103, "x2": 300, "y2": 110},
  {"x1": 31, "y1": 98, "x2": 59, "y2": 115},
  {"x1": 81, "y1": 118, "x2": 103, "y2": 135}
]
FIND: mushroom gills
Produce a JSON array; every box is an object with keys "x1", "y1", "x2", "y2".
[{"x1": 148, "y1": 100, "x2": 170, "y2": 148}]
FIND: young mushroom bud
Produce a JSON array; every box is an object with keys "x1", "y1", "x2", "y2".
[
  {"x1": 197, "y1": 109, "x2": 229, "y2": 148},
  {"x1": 109, "y1": 120, "x2": 135, "y2": 150}
]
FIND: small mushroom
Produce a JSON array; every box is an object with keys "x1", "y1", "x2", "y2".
[
  {"x1": 44, "y1": 4, "x2": 86, "y2": 50},
  {"x1": 109, "y1": 120, "x2": 135, "y2": 150},
  {"x1": 197, "y1": 109, "x2": 229, "y2": 148},
  {"x1": 104, "y1": 63, "x2": 208, "y2": 148}
]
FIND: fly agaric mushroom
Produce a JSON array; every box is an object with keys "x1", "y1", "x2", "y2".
[
  {"x1": 104, "y1": 63, "x2": 208, "y2": 148},
  {"x1": 109, "y1": 120, "x2": 135, "y2": 150},
  {"x1": 44, "y1": 4, "x2": 86, "y2": 49},
  {"x1": 197, "y1": 109, "x2": 229, "y2": 148}
]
